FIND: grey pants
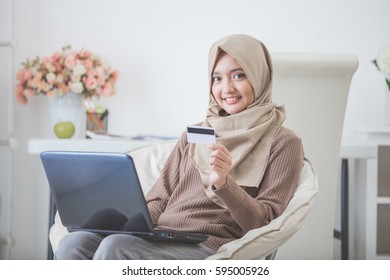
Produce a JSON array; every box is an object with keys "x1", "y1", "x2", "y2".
[{"x1": 55, "y1": 231, "x2": 216, "y2": 260}]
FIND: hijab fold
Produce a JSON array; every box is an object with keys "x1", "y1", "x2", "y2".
[{"x1": 189, "y1": 34, "x2": 285, "y2": 208}]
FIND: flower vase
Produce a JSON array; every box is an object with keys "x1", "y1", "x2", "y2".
[
  {"x1": 386, "y1": 89, "x2": 390, "y2": 126},
  {"x1": 48, "y1": 93, "x2": 84, "y2": 138}
]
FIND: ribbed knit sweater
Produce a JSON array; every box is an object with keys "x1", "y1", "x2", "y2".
[{"x1": 146, "y1": 127, "x2": 304, "y2": 251}]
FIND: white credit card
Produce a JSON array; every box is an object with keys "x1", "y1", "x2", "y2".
[{"x1": 187, "y1": 125, "x2": 216, "y2": 144}]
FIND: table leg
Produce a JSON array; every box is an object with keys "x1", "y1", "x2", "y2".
[
  {"x1": 340, "y1": 158, "x2": 349, "y2": 260},
  {"x1": 47, "y1": 193, "x2": 57, "y2": 260}
]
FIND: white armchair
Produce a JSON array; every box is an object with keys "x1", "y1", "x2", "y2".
[{"x1": 270, "y1": 53, "x2": 358, "y2": 259}]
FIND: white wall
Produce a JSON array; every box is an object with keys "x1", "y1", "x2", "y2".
[{"x1": 4, "y1": 0, "x2": 390, "y2": 259}]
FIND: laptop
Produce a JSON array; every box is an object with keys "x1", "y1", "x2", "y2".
[{"x1": 40, "y1": 150, "x2": 208, "y2": 244}]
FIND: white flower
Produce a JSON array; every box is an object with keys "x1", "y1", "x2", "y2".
[
  {"x1": 73, "y1": 63, "x2": 87, "y2": 76},
  {"x1": 71, "y1": 74, "x2": 81, "y2": 82},
  {"x1": 46, "y1": 72, "x2": 56, "y2": 84},
  {"x1": 377, "y1": 46, "x2": 390, "y2": 80},
  {"x1": 70, "y1": 81, "x2": 84, "y2": 94}
]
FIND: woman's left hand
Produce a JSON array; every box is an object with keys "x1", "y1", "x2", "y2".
[{"x1": 208, "y1": 143, "x2": 232, "y2": 188}]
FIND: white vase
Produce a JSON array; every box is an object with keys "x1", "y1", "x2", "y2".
[
  {"x1": 48, "y1": 93, "x2": 84, "y2": 138},
  {"x1": 386, "y1": 89, "x2": 390, "y2": 126}
]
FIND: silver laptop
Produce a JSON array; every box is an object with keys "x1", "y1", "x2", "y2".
[{"x1": 40, "y1": 151, "x2": 208, "y2": 244}]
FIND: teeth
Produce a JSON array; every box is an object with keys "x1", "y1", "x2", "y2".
[{"x1": 225, "y1": 97, "x2": 240, "y2": 101}]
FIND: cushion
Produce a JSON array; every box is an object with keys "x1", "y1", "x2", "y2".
[
  {"x1": 127, "y1": 140, "x2": 178, "y2": 193},
  {"x1": 49, "y1": 211, "x2": 69, "y2": 253},
  {"x1": 206, "y1": 158, "x2": 318, "y2": 260}
]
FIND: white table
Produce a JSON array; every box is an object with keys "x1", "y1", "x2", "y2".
[{"x1": 28, "y1": 138, "x2": 157, "y2": 154}]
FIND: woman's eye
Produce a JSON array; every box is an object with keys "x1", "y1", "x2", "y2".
[
  {"x1": 233, "y1": 73, "x2": 246, "y2": 79},
  {"x1": 212, "y1": 76, "x2": 221, "y2": 83}
]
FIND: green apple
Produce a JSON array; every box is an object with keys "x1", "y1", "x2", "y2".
[{"x1": 54, "y1": 121, "x2": 75, "y2": 138}]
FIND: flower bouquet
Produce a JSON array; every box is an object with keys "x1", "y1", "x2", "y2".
[
  {"x1": 15, "y1": 45, "x2": 119, "y2": 138},
  {"x1": 15, "y1": 45, "x2": 119, "y2": 104},
  {"x1": 373, "y1": 45, "x2": 390, "y2": 91}
]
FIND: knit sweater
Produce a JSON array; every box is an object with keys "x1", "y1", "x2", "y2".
[{"x1": 145, "y1": 127, "x2": 304, "y2": 251}]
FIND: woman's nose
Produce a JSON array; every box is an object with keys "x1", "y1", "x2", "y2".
[{"x1": 221, "y1": 79, "x2": 234, "y2": 94}]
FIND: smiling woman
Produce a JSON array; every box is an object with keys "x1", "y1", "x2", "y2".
[
  {"x1": 53, "y1": 34, "x2": 304, "y2": 260},
  {"x1": 211, "y1": 52, "x2": 255, "y2": 115}
]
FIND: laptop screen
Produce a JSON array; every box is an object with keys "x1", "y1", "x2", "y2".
[{"x1": 40, "y1": 151, "x2": 155, "y2": 233}]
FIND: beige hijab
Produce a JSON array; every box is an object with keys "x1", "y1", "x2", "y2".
[{"x1": 189, "y1": 34, "x2": 285, "y2": 207}]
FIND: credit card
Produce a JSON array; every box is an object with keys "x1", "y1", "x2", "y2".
[{"x1": 186, "y1": 126, "x2": 216, "y2": 144}]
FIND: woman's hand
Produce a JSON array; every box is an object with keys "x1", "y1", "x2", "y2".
[{"x1": 208, "y1": 143, "x2": 232, "y2": 188}]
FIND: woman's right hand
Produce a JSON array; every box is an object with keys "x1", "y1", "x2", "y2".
[{"x1": 207, "y1": 143, "x2": 232, "y2": 188}]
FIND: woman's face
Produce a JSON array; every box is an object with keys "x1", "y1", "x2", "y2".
[{"x1": 211, "y1": 52, "x2": 255, "y2": 115}]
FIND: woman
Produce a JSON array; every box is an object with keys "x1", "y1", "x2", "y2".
[{"x1": 55, "y1": 34, "x2": 304, "y2": 260}]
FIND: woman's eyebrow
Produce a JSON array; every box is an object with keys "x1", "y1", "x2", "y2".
[
  {"x1": 230, "y1": 67, "x2": 244, "y2": 73},
  {"x1": 213, "y1": 68, "x2": 244, "y2": 75}
]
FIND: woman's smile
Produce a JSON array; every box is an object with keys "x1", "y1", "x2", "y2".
[{"x1": 223, "y1": 96, "x2": 242, "y2": 105}]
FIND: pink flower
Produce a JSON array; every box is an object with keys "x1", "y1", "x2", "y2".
[
  {"x1": 32, "y1": 72, "x2": 43, "y2": 88},
  {"x1": 94, "y1": 67, "x2": 105, "y2": 85},
  {"x1": 65, "y1": 54, "x2": 77, "y2": 69},
  {"x1": 15, "y1": 90, "x2": 27, "y2": 104},
  {"x1": 16, "y1": 70, "x2": 24, "y2": 81},
  {"x1": 51, "y1": 52, "x2": 61, "y2": 62},
  {"x1": 15, "y1": 83, "x2": 24, "y2": 95},
  {"x1": 16, "y1": 69, "x2": 33, "y2": 82},
  {"x1": 82, "y1": 59, "x2": 92, "y2": 69},
  {"x1": 55, "y1": 64, "x2": 63, "y2": 74},
  {"x1": 80, "y1": 50, "x2": 92, "y2": 59},
  {"x1": 23, "y1": 89, "x2": 35, "y2": 97},
  {"x1": 101, "y1": 82, "x2": 112, "y2": 96},
  {"x1": 36, "y1": 80, "x2": 49, "y2": 92},
  {"x1": 110, "y1": 70, "x2": 119, "y2": 82},
  {"x1": 84, "y1": 76, "x2": 98, "y2": 90},
  {"x1": 43, "y1": 57, "x2": 55, "y2": 72}
]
